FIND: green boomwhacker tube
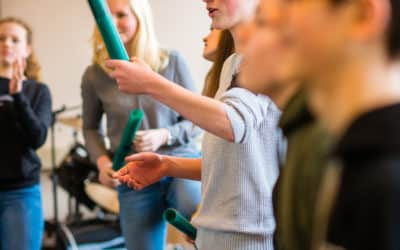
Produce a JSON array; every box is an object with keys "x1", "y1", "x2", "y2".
[
  {"x1": 163, "y1": 208, "x2": 197, "y2": 240},
  {"x1": 88, "y1": 0, "x2": 129, "y2": 60},
  {"x1": 112, "y1": 109, "x2": 144, "y2": 171}
]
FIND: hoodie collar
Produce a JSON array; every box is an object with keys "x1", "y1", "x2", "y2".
[
  {"x1": 335, "y1": 103, "x2": 400, "y2": 158},
  {"x1": 279, "y1": 89, "x2": 315, "y2": 136}
]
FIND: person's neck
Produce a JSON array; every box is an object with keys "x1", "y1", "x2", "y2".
[
  {"x1": 269, "y1": 82, "x2": 300, "y2": 110},
  {"x1": 0, "y1": 64, "x2": 12, "y2": 78},
  {"x1": 230, "y1": 19, "x2": 253, "y2": 54},
  {"x1": 308, "y1": 53, "x2": 400, "y2": 137}
]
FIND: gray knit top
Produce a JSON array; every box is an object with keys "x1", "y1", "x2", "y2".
[
  {"x1": 192, "y1": 54, "x2": 281, "y2": 250},
  {"x1": 81, "y1": 50, "x2": 201, "y2": 161}
]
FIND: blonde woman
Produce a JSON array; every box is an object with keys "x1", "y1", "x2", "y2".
[
  {"x1": 0, "y1": 17, "x2": 52, "y2": 250},
  {"x1": 81, "y1": 0, "x2": 201, "y2": 249}
]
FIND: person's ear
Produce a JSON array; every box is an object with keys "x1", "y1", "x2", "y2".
[{"x1": 350, "y1": 0, "x2": 391, "y2": 43}]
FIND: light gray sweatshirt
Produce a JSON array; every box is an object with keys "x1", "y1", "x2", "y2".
[{"x1": 192, "y1": 54, "x2": 281, "y2": 250}]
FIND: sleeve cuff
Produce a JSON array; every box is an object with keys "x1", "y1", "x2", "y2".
[
  {"x1": 220, "y1": 88, "x2": 270, "y2": 144},
  {"x1": 165, "y1": 127, "x2": 177, "y2": 146}
]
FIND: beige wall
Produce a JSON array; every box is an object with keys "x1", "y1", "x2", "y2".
[
  {"x1": 3, "y1": 0, "x2": 93, "y2": 108},
  {"x1": 2, "y1": 0, "x2": 211, "y2": 106},
  {"x1": 1, "y1": 0, "x2": 211, "y2": 167}
]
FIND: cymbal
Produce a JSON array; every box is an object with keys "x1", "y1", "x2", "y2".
[{"x1": 58, "y1": 116, "x2": 82, "y2": 130}]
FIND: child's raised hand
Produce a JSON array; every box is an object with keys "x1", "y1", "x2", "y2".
[
  {"x1": 9, "y1": 58, "x2": 26, "y2": 94},
  {"x1": 105, "y1": 57, "x2": 161, "y2": 95}
]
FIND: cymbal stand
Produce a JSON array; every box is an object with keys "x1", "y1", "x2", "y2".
[
  {"x1": 66, "y1": 125, "x2": 83, "y2": 225},
  {"x1": 50, "y1": 105, "x2": 66, "y2": 248}
]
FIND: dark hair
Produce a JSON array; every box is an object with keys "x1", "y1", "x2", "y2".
[
  {"x1": 331, "y1": 0, "x2": 400, "y2": 60},
  {"x1": 387, "y1": 1, "x2": 400, "y2": 59},
  {"x1": 202, "y1": 30, "x2": 235, "y2": 98}
]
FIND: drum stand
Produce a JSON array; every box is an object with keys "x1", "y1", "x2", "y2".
[
  {"x1": 65, "y1": 129, "x2": 83, "y2": 225},
  {"x1": 46, "y1": 105, "x2": 82, "y2": 249},
  {"x1": 46, "y1": 105, "x2": 66, "y2": 248}
]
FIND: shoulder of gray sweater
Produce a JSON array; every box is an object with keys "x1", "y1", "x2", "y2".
[
  {"x1": 82, "y1": 64, "x2": 110, "y2": 85},
  {"x1": 161, "y1": 49, "x2": 197, "y2": 92},
  {"x1": 259, "y1": 93, "x2": 281, "y2": 117},
  {"x1": 161, "y1": 49, "x2": 181, "y2": 68}
]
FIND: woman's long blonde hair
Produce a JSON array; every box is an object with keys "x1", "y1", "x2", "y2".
[
  {"x1": 0, "y1": 17, "x2": 42, "y2": 81},
  {"x1": 202, "y1": 30, "x2": 234, "y2": 98},
  {"x1": 92, "y1": 0, "x2": 168, "y2": 73}
]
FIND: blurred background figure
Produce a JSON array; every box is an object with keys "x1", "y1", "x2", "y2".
[
  {"x1": 81, "y1": 0, "x2": 201, "y2": 249},
  {"x1": 0, "y1": 17, "x2": 52, "y2": 250}
]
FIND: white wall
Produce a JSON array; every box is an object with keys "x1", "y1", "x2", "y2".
[
  {"x1": 2, "y1": 0, "x2": 93, "y2": 108},
  {"x1": 1, "y1": 0, "x2": 211, "y2": 167},
  {"x1": 150, "y1": 0, "x2": 211, "y2": 86}
]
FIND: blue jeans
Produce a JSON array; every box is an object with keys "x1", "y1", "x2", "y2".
[
  {"x1": 118, "y1": 177, "x2": 201, "y2": 250},
  {"x1": 0, "y1": 184, "x2": 44, "y2": 250}
]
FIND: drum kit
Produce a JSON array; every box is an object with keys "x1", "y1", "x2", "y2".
[
  {"x1": 46, "y1": 106, "x2": 186, "y2": 249},
  {"x1": 56, "y1": 142, "x2": 120, "y2": 215},
  {"x1": 54, "y1": 109, "x2": 120, "y2": 216},
  {"x1": 45, "y1": 105, "x2": 122, "y2": 250}
]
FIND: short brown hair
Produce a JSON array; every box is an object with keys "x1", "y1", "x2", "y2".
[{"x1": 330, "y1": 0, "x2": 400, "y2": 60}]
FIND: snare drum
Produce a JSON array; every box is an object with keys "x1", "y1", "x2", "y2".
[{"x1": 84, "y1": 179, "x2": 119, "y2": 214}]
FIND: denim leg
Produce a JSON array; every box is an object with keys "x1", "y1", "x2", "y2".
[
  {"x1": 165, "y1": 178, "x2": 201, "y2": 219},
  {"x1": 0, "y1": 184, "x2": 44, "y2": 250},
  {"x1": 118, "y1": 183, "x2": 167, "y2": 250}
]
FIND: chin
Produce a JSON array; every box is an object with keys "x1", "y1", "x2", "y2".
[
  {"x1": 119, "y1": 35, "x2": 128, "y2": 43},
  {"x1": 212, "y1": 19, "x2": 230, "y2": 30},
  {"x1": 120, "y1": 38, "x2": 128, "y2": 44},
  {"x1": 203, "y1": 53, "x2": 214, "y2": 62}
]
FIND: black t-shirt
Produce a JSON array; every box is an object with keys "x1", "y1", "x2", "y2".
[{"x1": 327, "y1": 103, "x2": 400, "y2": 250}]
